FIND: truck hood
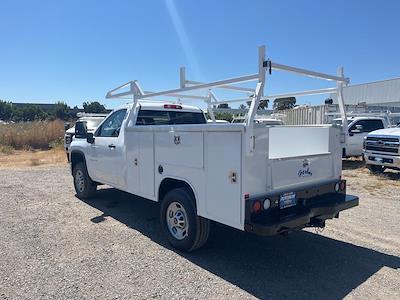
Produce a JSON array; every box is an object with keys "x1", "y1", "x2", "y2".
[{"x1": 368, "y1": 127, "x2": 400, "y2": 137}]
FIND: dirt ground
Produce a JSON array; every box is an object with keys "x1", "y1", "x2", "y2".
[
  {"x1": 0, "y1": 159, "x2": 399, "y2": 299},
  {"x1": 0, "y1": 149, "x2": 66, "y2": 168}
]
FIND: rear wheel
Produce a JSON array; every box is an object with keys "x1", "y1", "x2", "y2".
[
  {"x1": 367, "y1": 164, "x2": 385, "y2": 174},
  {"x1": 160, "y1": 188, "x2": 210, "y2": 252},
  {"x1": 73, "y1": 162, "x2": 97, "y2": 199}
]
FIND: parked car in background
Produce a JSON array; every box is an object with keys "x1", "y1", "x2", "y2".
[
  {"x1": 64, "y1": 113, "x2": 108, "y2": 160},
  {"x1": 363, "y1": 127, "x2": 400, "y2": 174},
  {"x1": 331, "y1": 116, "x2": 390, "y2": 157}
]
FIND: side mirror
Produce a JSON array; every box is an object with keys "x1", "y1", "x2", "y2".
[
  {"x1": 64, "y1": 122, "x2": 70, "y2": 131},
  {"x1": 87, "y1": 132, "x2": 95, "y2": 144},
  {"x1": 75, "y1": 121, "x2": 87, "y2": 138}
]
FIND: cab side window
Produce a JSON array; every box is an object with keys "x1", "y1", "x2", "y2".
[
  {"x1": 96, "y1": 109, "x2": 127, "y2": 137},
  {"x1": 350, "y1": 120, "x2": 384, "y2": 133}
]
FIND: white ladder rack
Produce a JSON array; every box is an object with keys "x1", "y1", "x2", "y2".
[{"x1": 106, "y1": 45, "x2": 350, "y2": 155}]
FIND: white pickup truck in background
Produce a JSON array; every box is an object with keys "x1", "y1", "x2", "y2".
[
  {"x1": 363, "y1": 126, "x2": 400, "y2": 174},
  {"x1": 331, "y1": 116, "x2": 389, "y2": 157},
  {"x1": 64, "y1": 113, "x2": 108, "y2": 160},
  {"x1": 69, "y1": 46, "x2": 359, "y2": 251}
]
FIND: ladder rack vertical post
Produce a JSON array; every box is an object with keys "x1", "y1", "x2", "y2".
[
  {"x1": 245, "y1": 45, "x2": 266, "y2": 155},
  {"x1": 336, "y1": 66, "x2": 348, "y2": 144},
  {"x1": 207, "y1": 91, "x2": 216, "y2": 122}
]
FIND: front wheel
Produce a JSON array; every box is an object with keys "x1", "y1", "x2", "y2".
[
  {"x1": 160, "y1": 188, "x2": 210, "y2": 252},
  {"x1": 367, "y1": 164, "x2": 385, "y2": 174},
  {"x1": 73, "y1": 162, "x2": 97, "y2": 199}
]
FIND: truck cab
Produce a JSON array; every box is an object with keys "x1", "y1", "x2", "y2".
[{"x1": 332, "y1": 116, "x2": 389, "y2": 157}]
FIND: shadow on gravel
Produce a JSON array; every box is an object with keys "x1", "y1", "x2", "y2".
[
  {"x1": 342, "y1": 158, "x2": 365, "y2": 170},
  {"x1": 80, "y1": 188, "x2": 400, "y2": 299}
]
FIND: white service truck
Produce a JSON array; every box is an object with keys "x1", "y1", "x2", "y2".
[
  {"x1": 69, "y1": 46, "x2": 358, "y2": 251},
  {"x1": 363, "y1": 126, "x2": 400, "y2": 174},
  {"x1": 331, "y1": 116, "x2": 389, "y2": 157}
]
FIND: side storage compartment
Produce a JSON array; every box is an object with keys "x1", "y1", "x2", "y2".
[
  {"x1": 125, "y1": 131, "x2": 155, "y2": 198},
  {"x1": 205, "y1": 131, "x2": 242, "y2": 229}
]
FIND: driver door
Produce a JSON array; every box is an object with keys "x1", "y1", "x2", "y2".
[{"x1": 91, "y1": 109, "x2": 127, "y2": 187}]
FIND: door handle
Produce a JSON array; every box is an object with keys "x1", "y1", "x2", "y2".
[{"x1": 108, "y1": 144, "x2": 116, "y2": 149}]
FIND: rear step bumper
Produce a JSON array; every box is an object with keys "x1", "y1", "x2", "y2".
[{"x1": 244, "y1": 181, "x2": 359, "y2": 236}]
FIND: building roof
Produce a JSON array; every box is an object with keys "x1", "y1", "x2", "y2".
[{"x1": 331, "y1": 77, "x2": 400, "y2": 106}]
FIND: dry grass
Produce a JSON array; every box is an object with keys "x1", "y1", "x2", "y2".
[
  {"x1": 0, "y1": 145, "x2": 14, "y2": 155},
  {"x1": 0, "y1": 148, "x2": 67, "y2": 168},
  {"x1": 0, "y1": 120, "x2": 65, "y2": 150},
  {"x1": 343, "y1": 157, "x2": 400, "y2": 198}
]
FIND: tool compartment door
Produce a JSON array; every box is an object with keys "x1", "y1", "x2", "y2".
[{"x1": 205, "y1": 131, "x2": 242, "y2": 229}]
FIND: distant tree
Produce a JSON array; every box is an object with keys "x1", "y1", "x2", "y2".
[
  {"x1": 273, "y1": 97, "x2": 296, "y2": 110},
  {"x1": 258, "y1": 99, "x2": 269, "y2": 110},
  {"x1": 0, "y1": 100, "x2": 13, "y2": 121},
  {"x1": 214, "y1": 112, "x2": 233, "y2": 122},
  {"x1": 246, "y1": 98, "x2": 269, "y2": 109},
  {"x1": 238, "y1": 104, "x2": 247, "y2": 110},
  {"x1": 83, "y1": 101, "x2": 107, "y2": 113},
  {"x1": 325, "y1": 98, "x2": 333, "y2": 105},
  {"x1": 16, "y1": 105, "x2": 46, "y2": 121},
  {"x1": 53, "y1": 101, "x2": 69, "y2": 120},
  {"x1": 217, "y1": 103, "x2": 230, "y2": 109}
]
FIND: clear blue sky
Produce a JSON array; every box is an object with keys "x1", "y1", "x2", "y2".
[{"x1": 1, "y1": 0, "x2": 400, "y2": 109}]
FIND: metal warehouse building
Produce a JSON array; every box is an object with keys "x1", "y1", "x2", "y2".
[
  {"x1": 331, "y1": 77, "x2": 400, "y2": 107},
  {"x1": 279, "y1": 77, "x2": 400, "y2": 125}
]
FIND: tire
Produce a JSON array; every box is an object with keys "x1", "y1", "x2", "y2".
[
  {"x1": 367, "y1": 164, "x2": 385, "y2": 174},
  {"x1": 73, "y1": 162, "x2": 97, "y2": 199},
  {"x1": 160, "y1": 188, "x2": 210, "y2": 252}
]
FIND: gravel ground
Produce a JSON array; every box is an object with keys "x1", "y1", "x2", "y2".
[{"x1": 0, "y1": 162, "x2": 399, "y2": 299}]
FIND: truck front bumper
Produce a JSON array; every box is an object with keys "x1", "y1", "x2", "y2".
[
  {"x1": 364, "y1": 151, "x2": 400, "y2": 169},
  {"x1": 244, "y1": 180, "x2": 359, "y2": 236}
]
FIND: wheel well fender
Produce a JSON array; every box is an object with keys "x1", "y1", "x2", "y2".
[
  {"x1": 70, "y1": 151, "x2": 86, "y2": 174},
  {"x1": 158, "y1": 178, "x2": 197, "y2": 209}
]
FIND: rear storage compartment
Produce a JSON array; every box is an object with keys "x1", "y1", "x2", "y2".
[
  {"x1": 266, "y1": 125, "x2": 341, "y2": 191},
  {"x1": 242, "y1": 125, "x2": 358, "y2": 236}
]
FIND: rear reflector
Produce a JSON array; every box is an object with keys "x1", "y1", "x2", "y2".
[
  {"x1": 339, "y1": 181, "x2": 346, "y2": 191},
  {"x1": 164, "y1": 104, "x2": 182, "y2": 109}
]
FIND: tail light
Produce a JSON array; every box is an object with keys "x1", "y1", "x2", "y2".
[{"x1": 252, "y1": 201, "x2": 262, "y2": 214}]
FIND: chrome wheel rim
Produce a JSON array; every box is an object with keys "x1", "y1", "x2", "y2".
[
  {"x1": 75, "y1": 170, "x2": 85, "y2": 193},
  {"x1": 166, "y1": 202, "x2": 189, "y2": 240}
]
